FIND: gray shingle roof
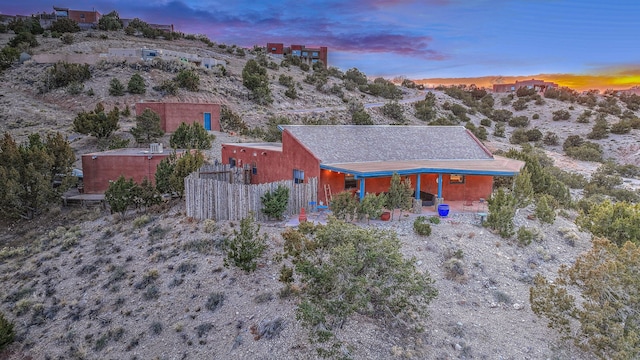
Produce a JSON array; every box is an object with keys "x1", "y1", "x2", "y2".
[{"x1": 280, "y1": 125, "x2": 493, "y2": 165}]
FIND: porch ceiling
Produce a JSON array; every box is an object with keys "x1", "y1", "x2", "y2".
[{"x1": 321, "y1": 156, "x2": 525, "y2": 177}]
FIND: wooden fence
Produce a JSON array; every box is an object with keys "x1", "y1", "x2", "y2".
[{"x1": 185, "y1": 165, "x2": 318, "y2": 221}]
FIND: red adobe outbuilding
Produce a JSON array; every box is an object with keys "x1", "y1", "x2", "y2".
[
  {"x1": 81, "y1": 146, "x2": 186, "y2": 194},
  {"x1": 221, "y1": 125, "x2": 525, "y2": 205},
  {"x1": 135, "y1": 101, "x2": 221, "y2": 133}
]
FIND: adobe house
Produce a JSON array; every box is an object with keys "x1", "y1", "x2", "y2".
[
  {"x1": 492, "y1": 79, "x2": 558, "y2": 93},
  {"x1": 267, "y1": 42, "x2": 328, "y2": 67},
  {"x1": 53, "y1": 6, "x2": 101, "y2": 28},
  {"x1": 135, "y1": 102, "x2": 221, "y2": 133},
  {"x1": 81, "y1": 145, "x2": 185, "y2": 194},
  {"x1": 220, "y1": 125, "x2": 525, "y2": 204}
]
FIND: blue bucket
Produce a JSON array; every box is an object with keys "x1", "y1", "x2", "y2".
[{"x1": 438, "y1": 204, "x2": 450, "y2": 217}]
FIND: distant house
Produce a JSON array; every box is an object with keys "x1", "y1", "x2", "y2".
[
  {"x1": 81, "y1": 145, "x2": 185, "y2": 194},
  {"x1": 493, "y1": 79, "x2": 558, "y2": 93},
  {"x1": 221, "y1": 125, "x2": 524, "y2": 204},
  {"x1": 53, "y1": 6, "x2": 101, "y2": 29},
  {"x1": 135, "y1": 101, "x2": 221, "y2": 133},
  {"x1": 267, "y1": 43, "x2": 328, "y2": 67},
  {"x1": 105, "y1": 48, "x2": 221, "y2": 69}
]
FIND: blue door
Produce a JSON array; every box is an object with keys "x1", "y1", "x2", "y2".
[{"x1": 204, "y1": 113, "x2": 211, "y2": 130}]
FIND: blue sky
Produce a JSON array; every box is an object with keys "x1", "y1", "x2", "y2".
[{"x1": 4, "y1": 1, "x2": 640, "y2": 89}]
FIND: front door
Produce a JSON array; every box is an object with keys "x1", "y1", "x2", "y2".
[{"x1": 204, "y1": 112, "x2": 211, "y2": 130}]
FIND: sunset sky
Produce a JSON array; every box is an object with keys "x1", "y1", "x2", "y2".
[{"x1": 4, "y1": 1, "x2": 640, "y2": 90}]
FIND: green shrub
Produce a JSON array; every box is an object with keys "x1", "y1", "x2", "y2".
[
  {"x1": 428, "y1": 216, "x2": 440, "y2": 224},
  {"x1": 494, "y1": 123, "x2": 505, "y2": 137},
  {"x1": 0, "y1": 311, "x2": 15, "y2": 352},
  {"x1": 552, "y1": 109, "x2": 571, "y2": 121},
  {"x1": 330, "y1": 191, "x2": 359, "y2": 221},
  {"x1": 526, "y1": 128, "x2": 543, "y2": 142},
  {"x1": 174, "y1": 69, "x2": 199, "y2": 91},
  {"x1": 169, "y1": 122, "x2": 213, "y2": 150},
  {"x1": 610, "y1": 120, "x2": 631, "y2": 134},
  {"x1": 9, "y1": 31, "x2": 39, "y2": 48},
  {"x1": 127, "y1": 73, "x2": 146, "y2": 94},
  {"x1": 109, "y1": 78, "x2": 125, "y2": 96},
  {"x1": 486, "y1": 188, "x2": 516, "y2": 238},
  {"x1": 43, "y1": 62, "x2": 91, "y2": 91},
  {"x1": 50, "y1": 18, "x2": 80, "y2": 33},
  {"x1": 205, "y1": 292, "x2": 225, "y2": 312},
  {"x1": 480, "y1": 118, "x2": 492, "y2": 127},
  {"x1": 517, "y1": 227, "x2": 539, "y2": 246},
  {"x1": 543, "y1": 131, "x2": 559, "y2": 145},
  {"x1": 261, "y1": 185, "x2": 289, "y2": 220},
  {"x1": 152, "y1": 79, "x2": 177, "y2": 95},
  {"x1": 535, "y1": 194, "x2": 556, "y2": 224},
  {"x1": 413, "y1": 216, "x2": 432, "y2": 236},
  {"x1": 532, "y1": 113, "x2": 540, "y2": 119},
  {"x1": 565, "y1": 144, "x2": 603, "y2": 162},
  {"x1": 223, "y1": 214, "x2": 267, "y2": 272},
  {"x1": 586, "y1": 117, "x2": 609, "y2": 139},
  {"x1": 61, "y1": 33, "x2": 74, "y2": 44},
  {"x1": 357, "y1": 192, "x2": 386, "y2": 222},
  {"x1": 510, "y1": 128, "x2": 530, "y2": 144}
]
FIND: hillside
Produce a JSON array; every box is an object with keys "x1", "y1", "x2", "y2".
[{"x1": 1, "y1": 27, "x2": 640, "y2": 360}]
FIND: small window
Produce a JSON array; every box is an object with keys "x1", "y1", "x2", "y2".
[
  {"x1": 302, "y1": 51, "x2": 308, "y2": 56},
  {"x1": 344, "y1": 174, "x2": 357, "y2": 189},
  {"x1": 229, "y1": 157, "x2": 236, "y2": 168},
  {"x1": 293, "y1": 169, "x2": 304, "y2": 184},
  {"x1": 271, "y1": 47, "x2": 276, "y2": 51},
  {"x1": 252, "y1": 162, "x2": 257, "y2": 175},
  {"x1": 449, "y1": 174, "x2": 465, "y2": 184},
  {"x1": 312, "y1": 52, "x2": 318, "y2": 57}
]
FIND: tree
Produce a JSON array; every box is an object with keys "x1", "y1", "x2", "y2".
[
  {"x1": 0, "y1": 132, "x2": 73, "y2": 219},
  {"x1": 242, "y1": 59, "x2": 272, "y2": 104},
  {"x1": 486, "y1": 187, "x2": 516, "y2": 238},
  {"x1": 513, "y1": 168, "x2": 534, "y2": 207},
  {"x1": 174, "y1": 69, "x2": 199, "y2": 91},
  {"x1": 73, "y1": 103, "x2": 120, "y2": 139},
  {"x1": 109, "y1": 77, "x2": 125, "y2": 96},
  {"x1": 357, "y1": 192, "x2": 387, "y2": 222},
  {"x1": 98, "y1": 11, "x2": 123, "y2": 31},
  {"x1": 531, "y1": 238, "x2": 640, "y2": 359},
  {"x1": 329, "y1": 191, "x2": 359, "y2": 221},
  {"x1": 0, "y1": 311, "x2": 15, "y2": 352},
  {"x1": 50, "y1": 18, "x2": 81, "y2": 33},
  {"x1": 261, "y1": 185, "x2": 289, "y2": 220},
  {"x1": 169, "y1": 122, "x2": 212, "y2": 149},
  {"x1": 136, "y1": 177, "x2": 161, "y2": 210},
  {"x1": 127, "y1": 73, "x2": 146, "y2": 94},
  {"x1": 8, "y1": 31, "x2": 38, "y2": 48},
  {"x1": 576, "y1": 200, "x2": 640, "y2": 247},
  {"x1": 281, "y1": 220, "x2": 437, "y2": 355},
  {"x1": 223, "y1": 213, "x2": 267, "y2": 272},
  {"x1": 155, "y1": 152, "x2": 177, "y2": 195},
  {"x1": 105, "y1": 175, "x2": 137, "y2": 219},
  {"x1": 386, "y1": 173, "x2": 413, "y2": 220},
  {"x1": 382, "y1": 101, "x2": 405, "y2": 123},
  {"x1": 169, "y1": 150, "x2": 204, "y2": 197},
  {"x1": 131, "y1": 109, "x2": 164, "y2": 144}
]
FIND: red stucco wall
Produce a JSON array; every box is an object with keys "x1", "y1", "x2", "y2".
[
  {"x1": 68, "y1": 10, "x2": 100, "y2": 24},
  {"x1": 135, "y1": 102, "x2": 221, "y2": 133},
  {"x1": 81, "y1": 153, "x2": 171, "y2": 194}
]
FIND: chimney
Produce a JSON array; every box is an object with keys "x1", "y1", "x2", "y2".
[{"x1": 150, "y1": 143, "x2": 163, "y2": 153}]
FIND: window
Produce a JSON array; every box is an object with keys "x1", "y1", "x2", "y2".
[
  {"x1": 252, "y1": 162, "x2": 257, "y2": 175},
  {"x1": 229, "y1": 157, "x2": 236, "y2": 168},
  {"x1": 293, "y1": 169, "x2": 304, "y2": 184},
  {"x1": 292, "y1": 50, "x2": 301, "y2": 56},
  {"x1": 312, "y1": 52, "x2": 318, "y2": 57},
  {"x1": 302, "y1": 51, "x2": 308, "y2": 56},
  {"x1": 449, "y1": 174, "x2": 465, "y2": 184},
  {"x1": 271, "y1": 47, "x2": 276, "y2": 51},
  {"x1": 344, "y1": 174, "x2": 357, "y2": 189}
]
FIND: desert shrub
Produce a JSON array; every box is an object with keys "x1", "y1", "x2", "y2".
[
  {"x1": 531, "y1": 238, "x2": 640, "y2": 359},
  {"x1": 429, "y1": 216, "x2": 441, "y2": 224},
  {"x1": 174, "y1": 69, "x2": 200, "y2": 91},
  {"x1": 610, "y1": 120, "x2": 631, "y2": 134},
  {"x1": 284, "y1": 85, "x2": 297, "y2": 99},
  {"x1": 543, "y1": 132, "x2": 559, "y2": 146},
  {"x1": 282, "y1": 220, "x2": 437, "y2": 355},
  {"x1": 413, "y1": 92, "x2": 437, "y2": 122},
  {"x1": 510, "y1": 128, "x2": 530, "y2": 144},
  {"x1": 532, "y1": 113, "x2": 540, "y2": 119},
  {"x1": 223, "y1": 214, "x2": 267, "y2": 272},
  {"x1": 105, "y1": 176, "x2": 137, "y2": 219},
  {"x1": 73, "y1": 103, "x2": 120, "y2": 139},
  {"x1": 535, "y1": 194, "x2": 556, "y2": 224},
  {"x1": 490, "y1": 109, "x2": 513, "y2": 122},
  {"x1": 577, "y1": 200, "x2": 640, "y2": 246},
  {"x1": 512, "y1": 98, "x2": 528, "y2": 111},
  {"x1": 577, "y1": 109, "x2": 592, "y2": 123},
  {"x1": 517, "y1": 227, "x2": 541, "y2": 246},
  {"x1": 152, "y1": 79, "x2": 178, "y2": 95},
  {"x1": 330, "y1": 191, "x2": 359, "y2": 221},
  {"x1": 382, "y1": 101, "x2": 406, "y2": 123},
  {"x1": 0, "y1": 311, "x2": 15, "y2": 352},
  {"x1": 50, "y1": 18, "x2": 80, "y2": 33},
  {"x1": 480, "y1": 118, "x2": 491, "y2": 127},
  {"x1": 61, "y1": 33, "x2": 74, "y2": 44},
  {"x1": 109, "y1": 78, "x2": 125, "y2": 96},
  {"x1": 43, "y1": 62, "x2": 91, "y2": 91},
  {"x1": 261, "y1": 185, "x2": 289, "y2": 220},
  {"x1": 493, "y1": 123, "x2": 505, "y2": 137},
  {"x1": 526, "y1": 128, "x2": 543, "y2": 142},
  {"x1": 413, "y1": 216, "x2": 432, "y2": 236},
  {"x1": 486, "y1": 188, "x2": 516, "y2": 238},
  {"x1": 563, "y1": 135, "x2": 584, "y2": 151},
  {"x1": 565, "y1": 143, "x2": 603, "y2": 162},
  {"x1": 586, "y1": 117, "x2": 609, "y2": 139},
  {"x1": 131, "y1": 108, "x2": 164, "y2": 144},
  {"x1": 66, "y1": 81, "x2": 83, "y2": 95},
  {"x1": 352, "y1": 109, "x2": 372, "y2": 125},
  {"x1": 508, "y1": 115, "x2": 529, "y2": 128},
  {"x1": 552, "y1": 109, "x2": 571, "y2": 121},
  {"x1": 357, "y1": 192, "x2": 386, "y2": 222},
  {"x1": 278, "y1": 74, "x2": 294, "y2": 87},
  {"x1": 242, "y1": 59, "x2": 272, "y2": 104}
]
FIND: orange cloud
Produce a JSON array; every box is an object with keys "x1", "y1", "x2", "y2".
[{"x1": 414, "y1": 69, "x2": 640, "y2": 92}]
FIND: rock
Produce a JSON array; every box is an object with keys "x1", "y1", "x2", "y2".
[
  {"x1": 513, "y1": 303, "x2": 524, "y2": 310},
  {"x1": 454, "y1": 343, "x2": 462, "y2": 351}
]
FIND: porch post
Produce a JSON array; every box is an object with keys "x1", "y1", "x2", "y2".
[
  {"x1": 359, "y1": 177, "x2": 365, "y2": 201},
  {"x1": 415, "y1": 174, "x2": 421, "y2": 200},
  {"x1": 437, "y1": 173, "x2": 443, "y2": 199}
]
